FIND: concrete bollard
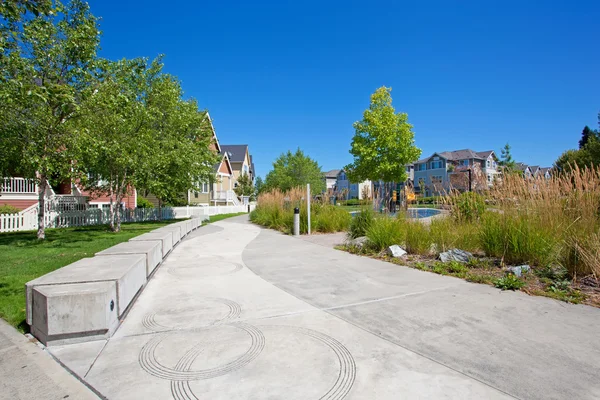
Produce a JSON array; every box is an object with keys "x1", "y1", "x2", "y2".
[{"x1": 293, "y1": 207, "x2": 300, "y2": 236}]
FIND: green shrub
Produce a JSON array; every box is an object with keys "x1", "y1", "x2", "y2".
[
  {"x1": 366, "y1": 217, "x2": 406, "y2": 251},
  {"x1": 405, "y1": 221, "x2": 433, "y2": 255},
  {"x1": 313, "y1": 205, "x2": 352, "y2": 233},
  {"x1": 432, "y1": 261, "x2": 468, "y2": 277},
  {"x1": 338, "y1": 199, "x2": 371, "y2": 206},
  {"x1": 494, "y1": 274, "x2": 525, "y2": 290},
  {"x1": 453, "y1": 192, "x2": 485, "y2": 222},
  {"x1": 136, "y1": 196, "x2": 154, "y2": 208},
  {"x1": 349, "y1": 208, "x2": 374, "y2": 239},
  {"x1": 418, "y1": 196, "x2": 442, "y2": 205},
  {"x1": 429, "y1": 217, "x2": 480, "y2": 253},
  {"x1": 480, "y1": 212, "x2": 559, "y2": 267},
  {"x1": 0, "y1": 204, "x2": 20, "y2": 214}
]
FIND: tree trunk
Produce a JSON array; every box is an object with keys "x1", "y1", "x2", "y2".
[
  {"x1": 37, "y1": 176, "x2": 47, "y2": 240},
  {"x1": 115, "y1": 194, "x2": 122, "y2": 232},
  {"x1": 109, "y1": 180, "x2": 116, "y2": 232}
]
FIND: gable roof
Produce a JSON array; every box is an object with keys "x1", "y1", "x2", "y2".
[
  {"x1": 220, "y1": 145, "x2": 248, "y2": 163},
  {"x1": 539, "y1": 167, "x2": 552, "y2": 175},
  {"x1": 476, "y1": 150, "x2": 496, "y2": 159},
  {"x1": 416, "y1": 149, "x2": 488, "y2": 164},
  {"x1": 202, "y1": 112, "x2": 221, "y2": 153},
  {"x1": 440, "y1": 149, "x2": 485, "y2": 161},
  {"x1": 324, "y1": 169, "x2": 341, "y2": 178},
  {"x1": 515, "y1": 162, "x2": 530, "y2": 172},
  {"x1": 214, "y1": 152, "x2": 233, "y2": 175}
]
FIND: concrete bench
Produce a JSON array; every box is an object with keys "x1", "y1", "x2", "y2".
[
  {"x1": 96, "y1": 241, "x2": 162, "y2": 277},
  {"x1": 130, "y1": 231, "x2": 173, "y2": 258},
  {"x1": 31, "y1": 282, "x2": 119, "y2": 346},
  {"x1": 26, "y1": 255, "x2": 146, "y2": 346},
  {"x1": 154, "y1": 225, "x2": 182, "y2": 244}
]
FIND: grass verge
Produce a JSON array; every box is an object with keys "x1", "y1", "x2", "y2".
[
  {"x1": 0, "y1": 220, "x2": 177, "y2": 330},
  {"x1": 204, "y1": 212, "x2": 247, "y2": 224}
]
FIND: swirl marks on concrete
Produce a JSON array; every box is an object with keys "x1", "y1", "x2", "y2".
[
  {"x1": 141, "y1": 298, "x2": 242, "y2": 332},
  {"x1": 138, "y1": 323, "x2": 265, "y2": 381}
]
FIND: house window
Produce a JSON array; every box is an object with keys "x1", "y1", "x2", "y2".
[
  {"x1": 194, "y1": 192, "x2": 199, "y2": 198},
  {"x1": 201, "y1": 183, "x2": 209, "y2": 193},
  {"x1": 461, "y1": 160, "x2": 469, "y2": 166},
  {"x1": 418, "y1": 163, "x2": 427, "y2": 171},
  {"x1": 431, "y1": 176, "x2": 442, "y2": 185},
  {"x1": 339, "y1": 173, "x2": 346, "y2": 180},
  {"x1": 431, "y1": 161, "x2": 443, "y2": 169},
  {"x1": 486, "y1": 160, "x2": 491, "y2": 168},
  {"x1": 488, "y1": 174, "x2": 492, "y2": 182}
]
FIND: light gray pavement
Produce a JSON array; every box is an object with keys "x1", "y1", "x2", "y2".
[
  {"x1": 37, "y1": 215, "x2": 600, "y2": 399},
  {"x1": 0, "y1": 318, "x2": 99, "y2": 400}
]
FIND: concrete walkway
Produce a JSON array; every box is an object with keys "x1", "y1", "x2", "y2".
[
  {"x1": 0, "y1": 318, "x2": 99, "y2": 400},
  {"x1": 43, "y1": 215, "x2": 600, "y2": 399}
]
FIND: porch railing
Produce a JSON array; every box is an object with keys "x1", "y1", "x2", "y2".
[{"x1": 1, "y1": 177, "x2": 37, "y2": 194}]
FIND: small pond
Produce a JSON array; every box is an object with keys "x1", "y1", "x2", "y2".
[{"x1": 350, "y1": 208, "x2": 441, "y2": 219}]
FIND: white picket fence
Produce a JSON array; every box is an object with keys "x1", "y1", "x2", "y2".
[{"x1": 0, "y1": 204, "x2": 252, "y2": 233}]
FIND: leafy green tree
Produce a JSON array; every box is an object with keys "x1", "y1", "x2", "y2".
[
  {"x1": 254, "y1": 176, "x2": 264, "y2": 196},
  {"x1": 264, "y1": 149, "x2": 325, "y2": 194},
  {"x1": 344, "y1": 86, "x2": 421, "y2": 209},
  {"x1": 578, "y1": 126, "x2": 598, "y2": 149},
  {"x1": 79, "y1": 57, "x2": 158, "y2": 232},
  {"x1": 0, "y1": 0, "x2": 100, "y2": 239},
  {"x1": 499, "y1": 143, "x2": 516, "y2": 171},
  {"x1": 555, "y1": 114, "x2": 600, "y2": 173},
  {"x1": 137, "y1": 79, "x2": 218, "y2": 214},
  {"x1": 234, "y1": 172, "x2": 255, "y2": 199}
]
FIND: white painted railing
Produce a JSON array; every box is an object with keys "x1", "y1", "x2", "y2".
[
  {"x1": 1, "y1": 177, "x2": 37, "y2": 194},
  {"x1": 211, "y1": 190, "x2": 236, "y2": 202},
  {"x1": 0, "y1": 205, "x2": 249, "y2": 233}
]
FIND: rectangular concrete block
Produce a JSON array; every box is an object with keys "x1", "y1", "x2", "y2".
[
  {"x1": 183, "y1": 220, "x2": 193, "y2": 234},
  {"x1": 130, "y1": 231, "x2": 173, "y2": 258},
  {"x1": 96, "y1": 241, "x2": 162, "y2": 277},
  {"x1": 31, "y1": 282, "x2": 118, "y2": 346},
  {"x1": 26, "y1": 255, "x2": 147, "y2": 325},
  {"x1": 154, "y1": 225, "x2": 182, "y2": 243}
]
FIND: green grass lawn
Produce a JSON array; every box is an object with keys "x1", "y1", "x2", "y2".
[
  {"x1": 204, "y1": 212, "x2": 247, "y2": 224},
  {"x1": 0, "y1": 220, "x2": 177, "y2": 330}
]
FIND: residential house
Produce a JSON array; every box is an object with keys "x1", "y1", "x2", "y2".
[
  {"x1": 335, "y1": 170, "x2": 372, "y2": 200},
  {"x1": 1, "y1": 177, "x2": 136, "y2": 212},
  {"x1": 537, "y1": 167, "x2": 552, "y2": 179},
  {"x1": 186, "y1": 115, "x2": 239, "y2": 206},
  {"x1": 515, "y1": 163, "x2": 552, "y2": 180},
  {"x1": 220, "y1": 145, "x2": 254, "y2": 187},
  {"x1": 323, "y1": 169, "x2": 340, "y2": 191},
  {"x1": 413, "y1": 149, "x2": 500, "y2": 196}
]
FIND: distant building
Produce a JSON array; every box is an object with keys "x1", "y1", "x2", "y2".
[
  {"x1": 413, "y1": 149, "x2": 500, "y2": 196},
  {"x1": 323, "y1": 169, "x2": 340, "y2": 191},
  {"x1": 335, "y1": 170, "x2": 371, "y2": 200}
]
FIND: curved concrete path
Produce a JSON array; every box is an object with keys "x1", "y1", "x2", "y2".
[{"x1": 47, "y1": 215, "x2": 600, "y2": 399}]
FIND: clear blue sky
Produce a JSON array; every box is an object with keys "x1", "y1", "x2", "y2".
[{"x1": 89, "y1": 0, "x2": 600, "y2": 178}]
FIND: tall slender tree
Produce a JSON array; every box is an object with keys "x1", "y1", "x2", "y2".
[
  {"x1": 0, "y1": 0, "x2": 100, "y2": 239},
  {"x1": 79, "y1": 57, "x2": 159, "y2": 232},
  {"x1": 344, "y1": 86, "x2": 421, "y2": 210},
  {"x1": 499, "y1": 143, "x2": 516, "y2": 172}
]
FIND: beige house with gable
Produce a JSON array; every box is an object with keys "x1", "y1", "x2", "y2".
[{"x1": 220, "y1": 145, "x2": 255, "y2": 188}]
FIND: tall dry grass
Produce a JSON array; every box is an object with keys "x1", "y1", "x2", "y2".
[
  {"x1": 251, "y1": 188, "x2": 351, "y2": 234},
  {"x1": 481, "y1": 166, "x2": 600, "y2": 278}
]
